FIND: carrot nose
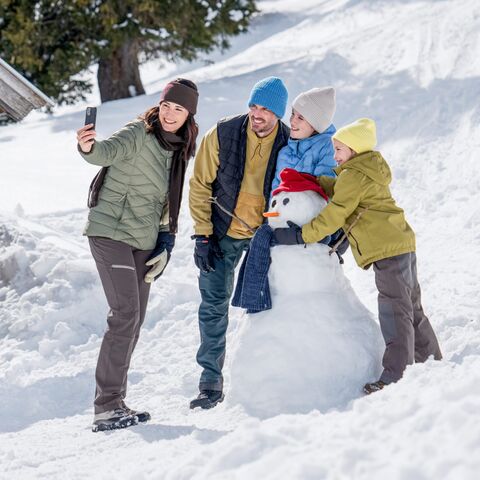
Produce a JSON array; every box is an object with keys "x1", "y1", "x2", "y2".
[{"x1": 263, "y1": 211, "x2": 280, "y2": 217}]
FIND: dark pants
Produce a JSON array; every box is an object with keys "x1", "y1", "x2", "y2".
[
  {"x1": 196, "y1": 235, "x2": 250, "y2": 392},
  {"x1": 373, "y1": 252, "x2": 442, "y2": 383},
  {"x1": 89, "y1": 236, "x2": 153, "y2": 413}
]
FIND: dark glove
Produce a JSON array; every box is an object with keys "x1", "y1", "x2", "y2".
[
  {"x1": 144, "y1": 232, "x2": 176, "y2": 283},
  {"x1": 328, "y1": 228, "x2": 349, "y2": 255},
  {"x1": 336, "y1": 236, "x2": 350, "y2": 256},
  {"x1": 327, "y1": 228, "x2": 349, "y2": 264},
  {"x1": 192, "y1": 235, "x2": 224, "y2": 274},
  {"x1": 153, "y1": 231, "x2": 176, "y2": 256},
  {"x1": 273, "y1": 221, "x2": 305, "y2": 245},
  {"x1": 318, "y1": 235, "x2": 331, "y2": 245}
]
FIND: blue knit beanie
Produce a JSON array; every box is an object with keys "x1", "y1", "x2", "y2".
[{"x1": 248, "y1": 76, "x2": 288, "y2": 119}]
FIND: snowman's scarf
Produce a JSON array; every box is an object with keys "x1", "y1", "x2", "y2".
[{"x1": 232, "y1": 224, "x2": 274, "y2": 314}]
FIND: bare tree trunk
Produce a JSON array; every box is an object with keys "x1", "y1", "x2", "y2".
[{"x1": 97, "y1": 38, "x2": 145, "y2": 103}]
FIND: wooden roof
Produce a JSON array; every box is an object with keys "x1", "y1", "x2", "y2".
[{"x1": 0, "y1": 58, "x2": 55, "y2": 121}]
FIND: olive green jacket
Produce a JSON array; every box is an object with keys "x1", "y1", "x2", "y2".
[
  {"x1": 79, "y1": 120, "x2": 172, "y2": 250},
  {"x1": 302, "y1": 151, "x2": 415, "y2": 268}
]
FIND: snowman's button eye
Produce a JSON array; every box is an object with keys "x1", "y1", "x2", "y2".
[
  {"x1": 272, "y1": 200, "x2": 277, "y2": 208},
  {"x1": 283, "y1": 198, "x2": 290, "y2": 206}
]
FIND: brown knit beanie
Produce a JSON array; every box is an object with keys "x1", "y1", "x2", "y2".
[{"x1": 159, "y1": 79, "x2": 199, "y2": 115}]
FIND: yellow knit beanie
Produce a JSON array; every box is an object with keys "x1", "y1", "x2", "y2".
[{"x1": 332, "y1": 118, "x2": 377, "y2": 154}]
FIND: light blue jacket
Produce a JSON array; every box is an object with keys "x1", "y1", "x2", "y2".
[{"x1": 271, "y1": 124, "x2": 336, "y2": 193}]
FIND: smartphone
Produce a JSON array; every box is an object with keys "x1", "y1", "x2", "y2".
[{"x1": 84, "y1": 106, "x2": 97, "y2": 130}]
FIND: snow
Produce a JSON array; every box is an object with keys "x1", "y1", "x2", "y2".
[{"x1": 1, "y1": 0, "x2": 480, "y2": 478}]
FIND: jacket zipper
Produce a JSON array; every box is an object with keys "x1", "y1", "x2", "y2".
[
  {"x1": 348, "y1": 230, "x2": 362, "y2": 256},
  {"x1": 118, "y1": 193, "x2": 128, "y2": 223}
]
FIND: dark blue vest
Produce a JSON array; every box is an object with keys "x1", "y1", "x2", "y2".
[{"x1": 212, "y1": 114, "x2": 290, "y2": 238}]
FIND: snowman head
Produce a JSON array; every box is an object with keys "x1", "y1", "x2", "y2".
[{"x1": 264, "y1": 168, "x2": 329, "y2": 229}]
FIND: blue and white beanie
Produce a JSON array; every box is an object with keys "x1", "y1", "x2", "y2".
[{"x1": 248, "y1": 76, "x2": 288, "y2": 119}]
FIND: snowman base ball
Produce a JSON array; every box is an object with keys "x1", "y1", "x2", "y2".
[
  {"x1": 227, "y1": 178, "x2": 384, "y2": 418},
  {"x1": 228, "y1": 243, "x2": 384, "y2": 418}
]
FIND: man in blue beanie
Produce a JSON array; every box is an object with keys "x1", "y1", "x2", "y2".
[{"x1": 189, "y1": 76, "x2": 290, "y2": 409}]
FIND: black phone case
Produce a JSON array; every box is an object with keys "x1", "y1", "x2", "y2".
[{"x1": 84, "y1": 107, "x2": 97, "y2": 128}]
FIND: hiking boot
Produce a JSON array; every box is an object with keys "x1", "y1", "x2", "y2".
[
  {"x1": 92, "y1": 407, "x2": 138, "y2": 432},
  {"x1": 363, "y1": 380, "x2": 387, "y2": 395},
  {"x1": 120, "y1": 401, "x2": 151, "y2": 423},
  {"x1": 189, "y1": 390, "x2": 225, "y2": 410}
]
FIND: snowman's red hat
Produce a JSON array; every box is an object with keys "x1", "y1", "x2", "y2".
[{"x1": 272, "y1": 168, "x2": 329, "y2": 201}]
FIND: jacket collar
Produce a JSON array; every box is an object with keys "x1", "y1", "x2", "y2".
[
  {"x1": 334, "y1": 150, "x2": 391, "y2": 186},
  {"x1": 287, "y1": 124, "x2": 336, "y2": 155}
]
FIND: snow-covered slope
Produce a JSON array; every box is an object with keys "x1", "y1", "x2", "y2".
[{"x1": 1, "y1": 0, "x2": 479, "y2": 478}]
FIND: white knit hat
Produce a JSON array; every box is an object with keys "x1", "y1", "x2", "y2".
[{"x1": 292, "y1": 87, "x2": 336, "y2": 134}]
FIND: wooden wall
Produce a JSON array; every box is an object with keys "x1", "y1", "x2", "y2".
[{"x1": 0, "y1": 59, "x2": 54, "y2": 121}]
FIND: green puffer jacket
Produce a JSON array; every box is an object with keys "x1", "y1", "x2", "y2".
[
  {"x1": 302, "y1": 151, "x2": 415, "y2": 269},
  {"x1": 79, "y1": 120, "x2": 172, "y2": 250}
]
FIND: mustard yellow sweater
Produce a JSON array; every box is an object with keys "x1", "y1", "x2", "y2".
[{"x1": 189, "y1": 120, "x2": 278, "y2": 238}]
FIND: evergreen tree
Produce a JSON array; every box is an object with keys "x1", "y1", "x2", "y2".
[
  {"x1": 0, "y1": 0, "x2": 98, "y2": 104},
  {"x1": 0, "y1": 0, "x2": 258, "y2": 104}
]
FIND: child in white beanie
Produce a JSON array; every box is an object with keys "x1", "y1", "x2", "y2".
[
  {"x1": 271, "y1": 86, "x2": 337, "y2": 192},
  {"x1": 274, "y1": 118, "x2": 443, "y2": 393}
]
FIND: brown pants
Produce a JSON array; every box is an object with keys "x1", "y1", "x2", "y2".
[
  {"x1": 373, "y1": 252, "x2": 442, "y2": 383},
  {"x1": 89, "y1": 236, "x2": 152, "y2": 413}
]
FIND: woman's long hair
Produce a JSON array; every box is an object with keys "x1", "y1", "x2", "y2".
[{"x1": 140, "y1": 78, "x2": 199, "y2": 159}]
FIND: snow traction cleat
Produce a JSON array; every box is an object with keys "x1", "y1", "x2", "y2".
[{"x1": 92, "y1": 414, "x2": 138, "y2": 433}]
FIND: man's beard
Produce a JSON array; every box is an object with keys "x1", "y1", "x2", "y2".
[{"x1": 250, "y1": 117, "x2": 274, "y2": 135}]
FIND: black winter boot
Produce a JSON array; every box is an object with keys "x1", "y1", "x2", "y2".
[
  {"x1": 363, "y1": 380, "x2": 387, "y2": 395},
  {"x1": 190, "y1": 390, "x2": 225, "y2": 409}
]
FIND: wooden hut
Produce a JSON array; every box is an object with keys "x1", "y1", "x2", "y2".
[{"x1": 0, "y1": 58, "x2": 55, "y2": 121}]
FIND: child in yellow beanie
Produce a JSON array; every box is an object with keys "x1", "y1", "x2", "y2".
[{"x1": 273, "y1": 117, "x2": 442, "y2": 393}]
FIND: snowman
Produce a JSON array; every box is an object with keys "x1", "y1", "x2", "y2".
[{"x1": 228, "y1": 168, "x2": 384, "y2": 418}]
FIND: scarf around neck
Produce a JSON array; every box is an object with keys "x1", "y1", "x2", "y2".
[{"x1": 153, "y1": 120, "x2": 188, "y2": 234}]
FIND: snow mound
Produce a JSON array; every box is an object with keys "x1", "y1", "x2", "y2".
[{"x1": 0, "y1": 214, "x2": 106, "y2": 381}]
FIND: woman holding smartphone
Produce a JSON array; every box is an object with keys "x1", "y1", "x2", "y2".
[{"x1": 76, "y1": 78, "x2": 199, "y2": 432}]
